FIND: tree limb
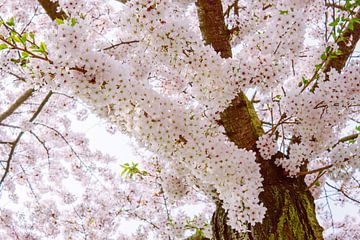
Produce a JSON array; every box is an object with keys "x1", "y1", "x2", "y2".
[
  {"x1": 302, "y1": 8, "x2": 360, "y2": 92},
  {"x1": 37, "y1": 0, "x2": 67, "y2": 20},
  {"x1": 0, "y1": 88, "x2": 34, "y2": 123},
  {"x1": 323, "y1": 8, "x2": 360, "y2": 73},
  {"x1": 0, "y1": 132, "x2": 23, "y2": 187},
  {"x1": 0, "y1": 91, "x2": 52, "y2": 186}
]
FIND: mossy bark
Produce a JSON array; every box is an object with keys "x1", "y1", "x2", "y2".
[{"x1": 196, "y1": 1, "x2": 324, "y2": 239}]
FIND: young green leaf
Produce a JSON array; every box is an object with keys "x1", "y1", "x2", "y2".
[
  {"x1": 20, "y1": 33, "x2": 28, "y2": 45},
  {"x1": 29, "y1": 32, "x2": 35, "y2": 41},
  {"x1": 55, "y1": 18, "x2": 64, "y2": 25},
  {"x1": 70, "y1": 18, "x2": 77, "y2": 27},
  {"x1": 0, "y1": 43, "x2": 8, "y2": 50},
  {"x1": 21, "y1": 51, "x2": 29, "y2": 58},
  {"x1": 6, "y1": 17, "x2": 15, "y2": 27}
]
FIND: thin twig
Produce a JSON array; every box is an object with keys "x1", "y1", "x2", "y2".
[
  {"x1": 326, "y1": 182, "x2": 360, "y2": 204},
  {"x1": 305, "y1": 170, "x2": 327, "y2": 191},
  {"x1": 324, "y1": 185, "x2": 335, "y2": 232},
  {"x1": 0, "y1": 91, "x2": 52, "y2": 186},
  {"x1": 28, "y1": 130, "x2": 51, "y2": 167},
  {"x1": 103, "y1": 40, "x2": 140, "y2": 51}
]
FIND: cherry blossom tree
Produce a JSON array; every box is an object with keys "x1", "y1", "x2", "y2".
[{"x1": 0, "y1": 0, "x2": 359, "y2": 239}]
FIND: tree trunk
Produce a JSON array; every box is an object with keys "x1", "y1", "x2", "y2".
[{"x1": 196, "y1": 1, "x2": 324, "y2": 239}]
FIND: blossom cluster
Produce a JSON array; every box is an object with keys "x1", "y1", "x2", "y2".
[{"x1": 0, "y1": 0, "x2": 359, "y2": 238}]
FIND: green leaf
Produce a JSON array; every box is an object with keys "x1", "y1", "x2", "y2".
[
  {"x1": 70, "y1": 18, "x2": 77, "y2": 27},
  {"x1": 20, "y1": 33, "x2": 28, "y2": 44},
  {"x1": 279, "y1": 10, "x2": 288, "y2": 15},
  {"x1": 10, "y1": 31, "x2": 21, "y2": 43},
  {"x1": 40, "y1": 42, "x2": 46, "y2": 52},
  {"x1": 120, "y1": 168, "x2": 128, "y2": 176},
  {"x1": 273, "y1": 95, "x2": 282, "y2": 101},
  {"x1": 20, "y1": 59, "x2": 27, "y2": 68},
  {"x1": 6, "y1": 17, "x2": 15, "y2": 27},
  {"x1": 335, "y1": 49, "x2": 342, "y2": 55},
  {"x1": 120, "y1": 162, "x2": 147, "y2": 178},
  {"x1": 302, "y1": 76, "x2": 308, "y2": 85},
  {"x1": 34, "y1": 42, "x2": 47, "y2": 54},
  {"x1": 356, "y1": 126, "x2": 360, "y2": 132},
  {"x1": 0, "y1": 43, "x2": 8, "y2": 50},
  {"x1": 329, "y1": 17, "x2": 340, "y2": 27},
  {"x1": 55, "y1": 18, "x2": 64, "y2": 25},
  {"x1": 315, "y1": 64, "x2": 322, "y2": 71},
  {"x1": 21, "y1": 51, "x2": 29, "y2": 58},
  {"x1": 349, "y1": 21, "x2": 354, "y2": 31},
  {"x1": 29, "y1": 32, "x2": 35, "y2": 41},
  {"x1": 29, "y1": 44, "x2": 38, "y2": 50},
  {"x1": 320, "y1": 52, "x2": 327, "y2": 61}
]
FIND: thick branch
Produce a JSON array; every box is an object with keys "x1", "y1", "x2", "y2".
[
  {"x1": 37, "y1": 0, "x2": 67, "y2": 20},
  {"x1": 0, "y1": 88, "x2": 34, "y2": 123},
  {"x1": 196, "y1": 0, "x2": 232, "y2": 58}
]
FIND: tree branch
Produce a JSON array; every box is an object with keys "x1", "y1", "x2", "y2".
[
  {"x1": 0, "y1": 132, "x2": 23, "y2": 187},
  {"x1": 196, "y1": 0, "x2": 232, "y2": 58},
  {"x1": 325, "y1": 3, "x2": 356, "y2": 15},
  {"x1": 323, "y1": 9, "x2": 360, "y2": 73},
  {"x1": 0, "y1": 89, "x2": 34, "y2": 123},
  {"x1": 326, "y1": 182, "x2": 360, "y2": 204},
  {"x1": 302, "y1": 8, "x2": 360, "y2": 92},
  {"x1": 37, "y1": 0, "x2": 67, "y2": 20},
  {"x1": 298, "y1": 133, "x2": 359, "y2": 176},
  {"x1": 335, "y1": 133, "x2": 359, "y2": 146},
  {"x1": 0, "y1": 91, "x2": 52, "y2": 186},
  {"x1": 103, "y1": 40, "x2": 140, "y2": 51}
]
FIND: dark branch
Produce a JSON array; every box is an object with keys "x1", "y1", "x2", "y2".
[
  {"x1": 326, "y1": 182, "x2": 360, "y2": 204},
  {"x1": 196, "y1": 0, "x2": 232, "y2": 58},
  {"x1": 323, "y1": 9, "x2": 360, "y2": 73},
  {"x1": 0, "y1": 133, "x2": 23, "y2": 186},
  {"x1": 0, "y1": 91, "x2": 52, "y2": 186},
  {"x1": 37, "y1": 0, "x2": 67, "y2": 20},
  {"x1": 302, "y1": 8, "x2": 360, "y2": 92},
  {"x1": 103, "y1": 40, "x2": 140, "y2": 51}
]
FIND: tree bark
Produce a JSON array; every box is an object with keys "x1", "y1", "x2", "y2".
[
  {"x1": 196, "y1": 1, "x2": 324, "y2": 239},
  {"x1": 37, "y1": 0, "x2": 67, "y2": 20}
]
